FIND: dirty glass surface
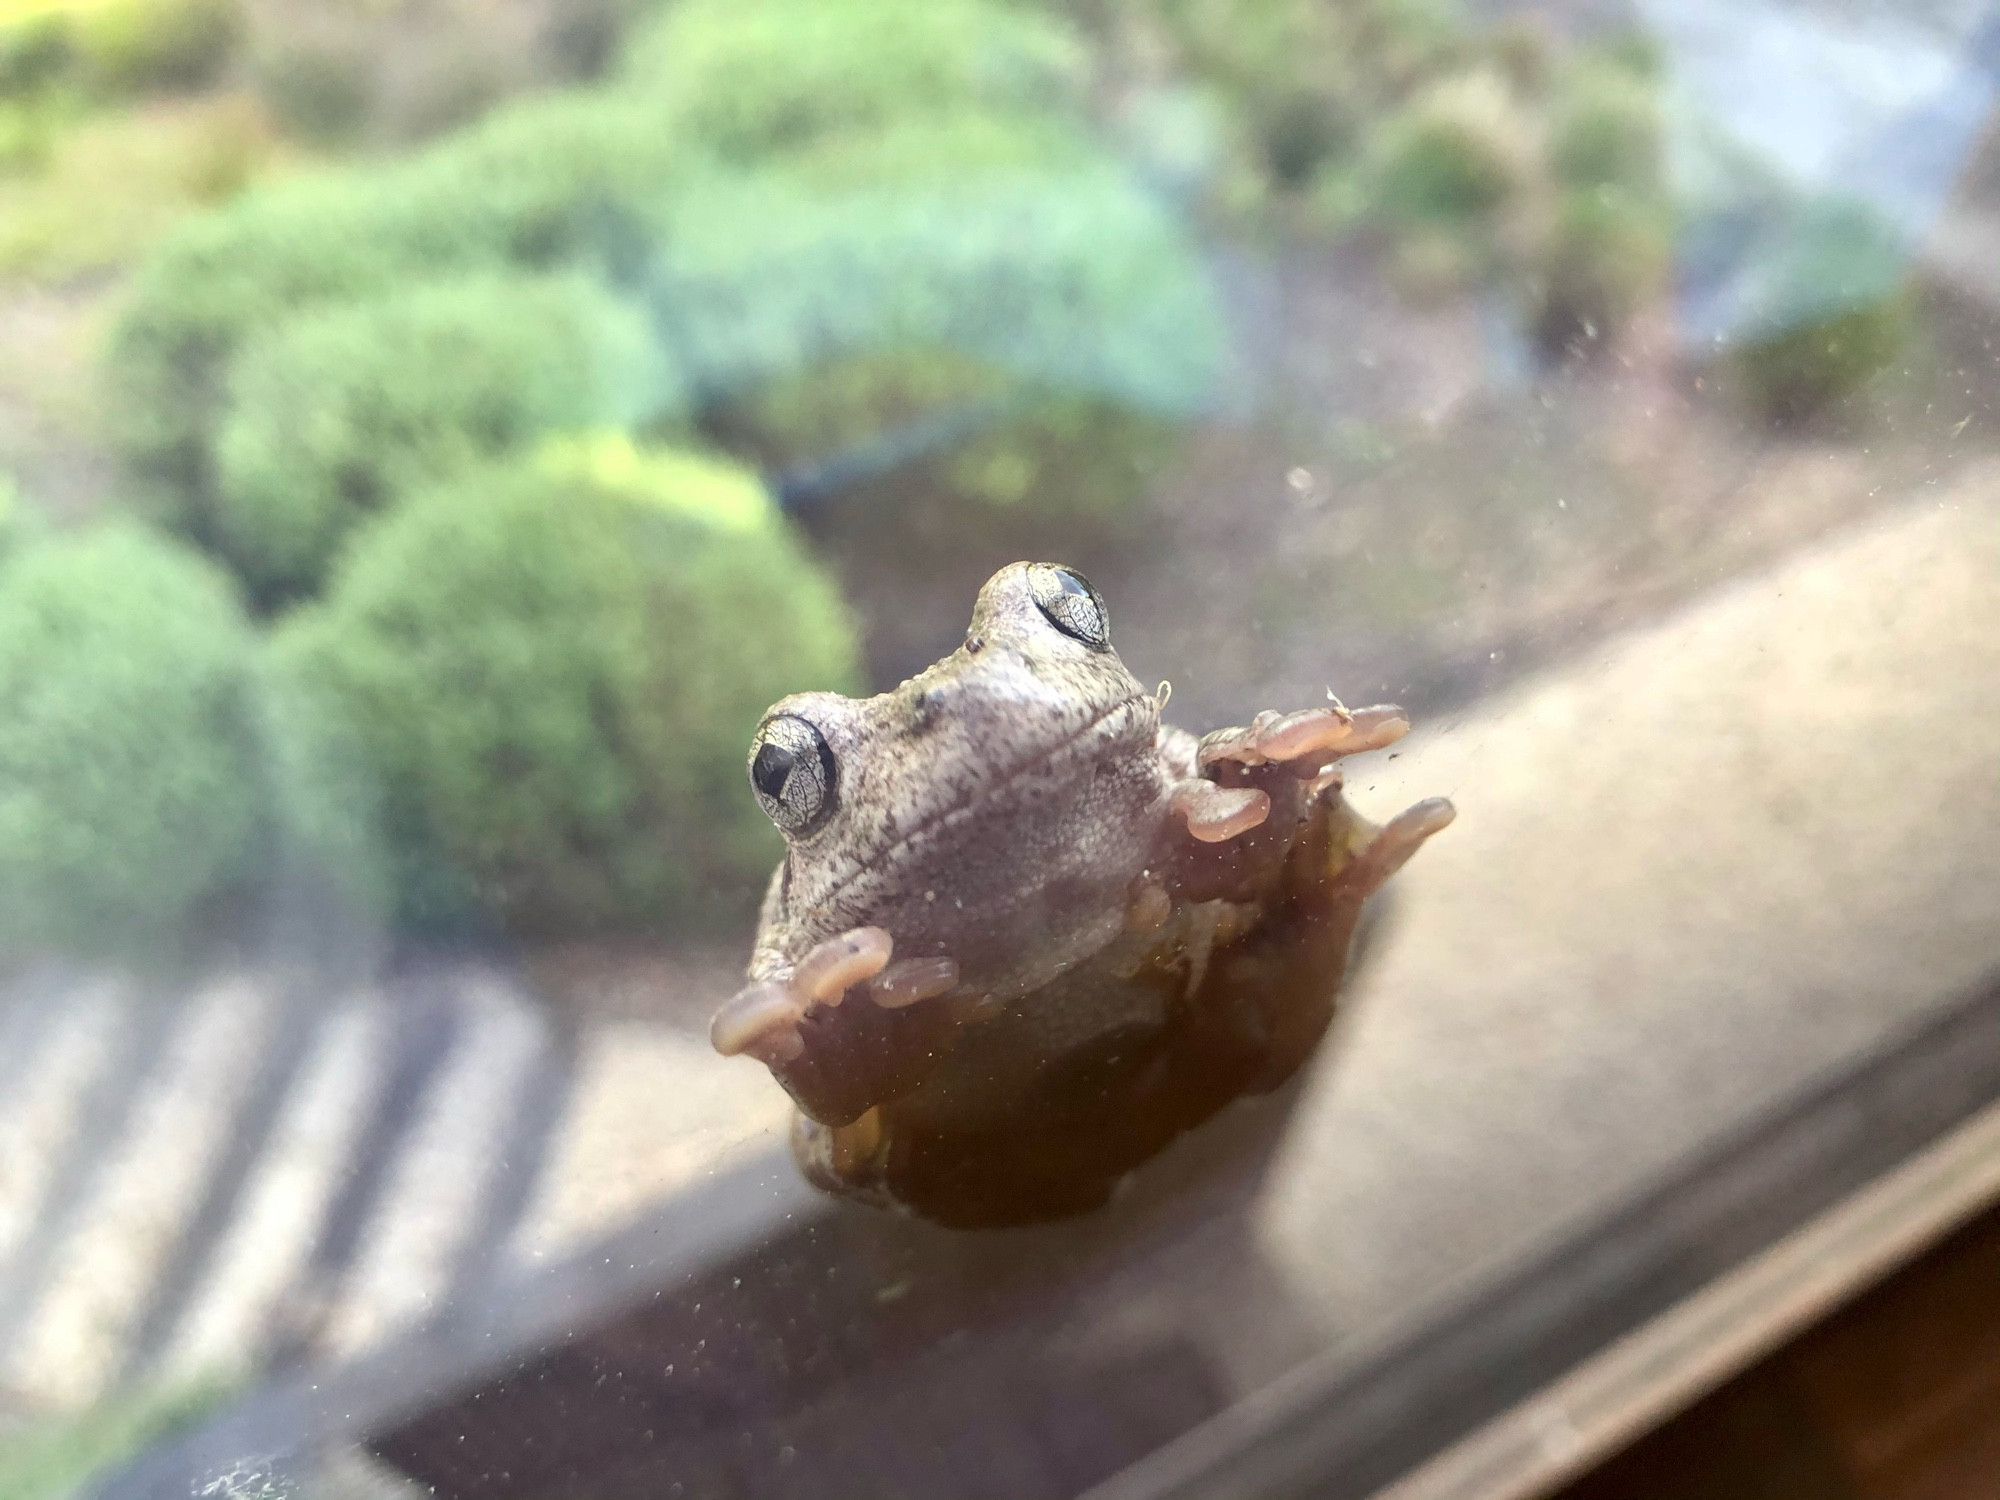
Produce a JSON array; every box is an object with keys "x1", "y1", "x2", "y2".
[{"x1": 0, "y1": 0, "x2": 1996, "y2": 1496}]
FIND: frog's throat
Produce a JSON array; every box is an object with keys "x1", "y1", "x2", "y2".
[{"x1": 803, "y1": 690, "x2": 1158, "y2": 909}]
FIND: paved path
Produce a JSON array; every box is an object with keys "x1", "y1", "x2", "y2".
[{"x1": 0, "y1": 950, "x2": 782, "y2": 1424}]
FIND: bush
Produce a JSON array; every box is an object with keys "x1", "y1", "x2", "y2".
[
  {"x1": 1366, "y1": 68, "x2": 1533, "y2": 233},
  {"x1": 0, "y1": 524, "x2": 262, "y2": 958},
  {"x1": 622, "y1": 0, "x2": 1087, "y2": 161},
  {"x1": 1531, "y1": 184, "x2": 1670, "y2": 357},
  {"x1": 111, "y1": 0, "x2": 1222, "y2": 566},
  {"x1": 0, "y1": 0, "x2": 240, "y2": 101},
  {"x1": 1733, "y1": 299, "x2": 1908, "y2": 426},
  {"x1": 212, "y1": 270, "x2": 674, "y2": 604},
  {"x1": 0, "y1": 95, "x2": 276, "y2": 281},
  {"x1": 106, "y1": 87, "x2": 686, "y2": 538},
  {"x1": 71, "y1": 0, "x2": 242, "y2": 94},
  {"x1": 1725, "y1": 197, "x2": 1911, "y2": 424},
  {"x1": 273, "y1": 436, "x2": 860, "y2": 936},
  {"x1": 1545, "y1": 52, "x2": 1661, "y2": 197},
  {"x1": 1134, "y1": 0, "x2": 1465, "y2": 206}
]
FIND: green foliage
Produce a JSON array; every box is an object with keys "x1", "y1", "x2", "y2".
[
  {"x1": 1531, "y1": 183, "x2": 1671, "y2": 355},
  {"x1": 654, "y1": 152, "x2": 1222, "y2": 420},
  {"x1": 1141, "y1": 0, "x2": 1465, "y2": 197},
  {"x1": 1366, "y1": 67, "x2": 1531, "y2": 231},
  {"x1": 0, "y1": 472, "x2": 48, "y2": 564},
  {"x1": 105, "y1": 86, "x2": 686, "y2": 532},
  {"x1": 0, "y1": 524, "x2": 262, "y2": 958},
  {"x1": 1727, "y1": 197, "x2": 1911, "y2": 424},
  {"x1": 622, "y1": 0, "x2": 1086, "y2": 162},
  {"x1": 70, "y1": 0, "x2": 241, "y2": 93},
  {"x1": 1546, "y1": 52, "x2": 1662, "y2": 196},
  {"x1": 1136, "y1": 0, "x2": 1672, "y2": 350},
  {"x1": 1733, "y1": 299, "x2": 1908, "y2": 426},
  {"x1": 111, "y1": 0, "x2": 1221, "y2": 590},
  {"x1": 0, "y1": 94, "x2": 274, "y2": 280},
  {"x1": 213, "y1": 270, "x2": 674, "y2": 603},
  {"x1": 0, "y1": 1380, "x2": 225, "y2": 1500},
  {"x1": 274, "y1": 438, "x2": 860, "y2": 936},
  {"x1": 0, "y1": 0, "x2": 240, "y2": 101}
]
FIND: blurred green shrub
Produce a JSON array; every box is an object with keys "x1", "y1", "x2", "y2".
[
  {"x1": 1132, "y1": 0, "x2": 1671, "y2": 353},
  {"x1": 251, "y1": 32, "x2": 370, "y2": 144},
  {"x1": 71, "y1": 0, "x2": 241, "y2": 93},
  {"x1": 213, "y1": 270, "x2": 674, "y2": 604},
  {"x1": 1733, "y1": 299, "x2": 1909, "y2": 426},
  {"x1": 0, "y1": 0, "x2": 240, "y2": 101},
  {"x1": 623, "y1": 0, "x2": 1087, "y2": 161},
  {"x1": 1366, "y1": 68, "x2": 1532, "y2": 232},
  {"x1": 106, "y1": 87, "x2": 685, "y2": 538},
  {"x1": 112, "y1": 0, "x2": 1221, "y2": 584},
  {"x1": 0, "y1": 94, "x2": 275, "y2": 279},
  {"x1": 273, "y1": 436, "x2": 860, "y2": 936},
  {"x1": 1134, "y1": 0, "x2": 1463, "y2": 202},
  {"x1": 0, "y1": 523, "x2": 262, "y2": 958},
  {"x1": 0, "y1": 8, "x2": 71, "y2": 99},
  {"x1": 1725, "y1": 196, "x2": 1911, "y2": 425},
  {"x1": 1530, "y1": 184, "x2": 1671, "y2": 356}
]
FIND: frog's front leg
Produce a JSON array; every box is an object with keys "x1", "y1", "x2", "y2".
[
  {"x1": 710, "y1": 928, "x2": 961, "y2": 1125},
  {"x1": 1161, "y1": 704, "x2": 1426, "y2": 898}
]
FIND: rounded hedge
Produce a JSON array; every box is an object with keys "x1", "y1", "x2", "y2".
[
  {"x1": 0, "y1": 524, "x2": 262, "y2": 958},
  {"x1": 105, "y1": 88, "x2": 687, "y2": 540},
  {"x1": 213, "y1": 270, "x2": 673, "y2": 605},
  {"x1": 621, "y1": 0, "x2": 1087, "y2": 162},
  {"x1": 1366, "y1": 68, "x2": 1534, "y2": 233},
  {"x1": 272, "y1": 436, "x2": 860, "y2": 937}
]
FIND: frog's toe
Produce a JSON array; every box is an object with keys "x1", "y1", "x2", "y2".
[
  {"x1": 1340, "y1": 796, "x2": 1456, "y2": 897},
  {"x1": 710, "y1": 925, "x2": 896, "y2": 1063},
  {"x1": 868, "y1": 955, "x2": 960, "y2": 1008},
  {"x1": 1170, "y1": 779, "x2": 1271, "y2": 842},
  {"x1": 1197, "y1": 704, "x2": 1409, "y2": 773}
]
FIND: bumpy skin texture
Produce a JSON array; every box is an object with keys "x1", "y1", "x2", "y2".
[{"x1": 711, "y1": 563, "x2": 1454, "y2": 1227}]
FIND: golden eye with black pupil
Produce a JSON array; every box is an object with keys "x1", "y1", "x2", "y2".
[
  {"x1": 1027, "y1": 563, "x2": 1110, "y2": 651},
  {"x1": 748, "y1": 715, "x2": 838, "y2": 837}
]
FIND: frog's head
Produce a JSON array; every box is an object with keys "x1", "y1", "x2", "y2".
[{"x1": 745, "y1": 562, "x2": 1165, "y2": 988}]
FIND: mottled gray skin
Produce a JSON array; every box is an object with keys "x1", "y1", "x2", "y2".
[
  {"x1": 716, "y1": 560, "x2": 1453, "y2": 1226},
  {"x1": 750, "y1": 563, "x2": 1164, "y2": 1002}
]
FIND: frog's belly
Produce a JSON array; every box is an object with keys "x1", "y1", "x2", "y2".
[{"x1": 889, "y1": 950, "x2": 1177, "y2": 1134}]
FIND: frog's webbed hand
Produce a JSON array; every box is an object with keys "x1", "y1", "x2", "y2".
[
  {"x1": 1197, "y1": 704, "x2": 1409, "y2": 776},
  {"x1": 710, "y1": 928, "x2": 961, "y2": 1125},
  {"x1": 1166, "y1": 705, "x2": 1410, "y2": 844}
]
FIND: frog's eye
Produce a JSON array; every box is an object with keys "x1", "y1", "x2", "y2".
[
  {"x1": 748, "y1": 715, "x2": 838, "y2": 838},
  {"x1": 1027, "y1": 564, "x2": 1111, "y2": 652}
]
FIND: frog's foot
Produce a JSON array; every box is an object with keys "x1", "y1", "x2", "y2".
[
  {"x1": 709, "y1": 927, "x2": 959, "y2": 1066},
  {"x1": 1170, "y1": 705, "x2": 1411, "y2": 845},
  {"x1": 791, "y1": 1107, "x2": 897, "y2": 1202},
  {"x1": 1196, "y1": 704, "x2": 1410, "y2": 775},
  {"x1": 1336, "y1": 796, "x2": 1457, "y2": 900},
  {"x1": 1170, "y1": 780, "x2": 1272, "y2": 842}
]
